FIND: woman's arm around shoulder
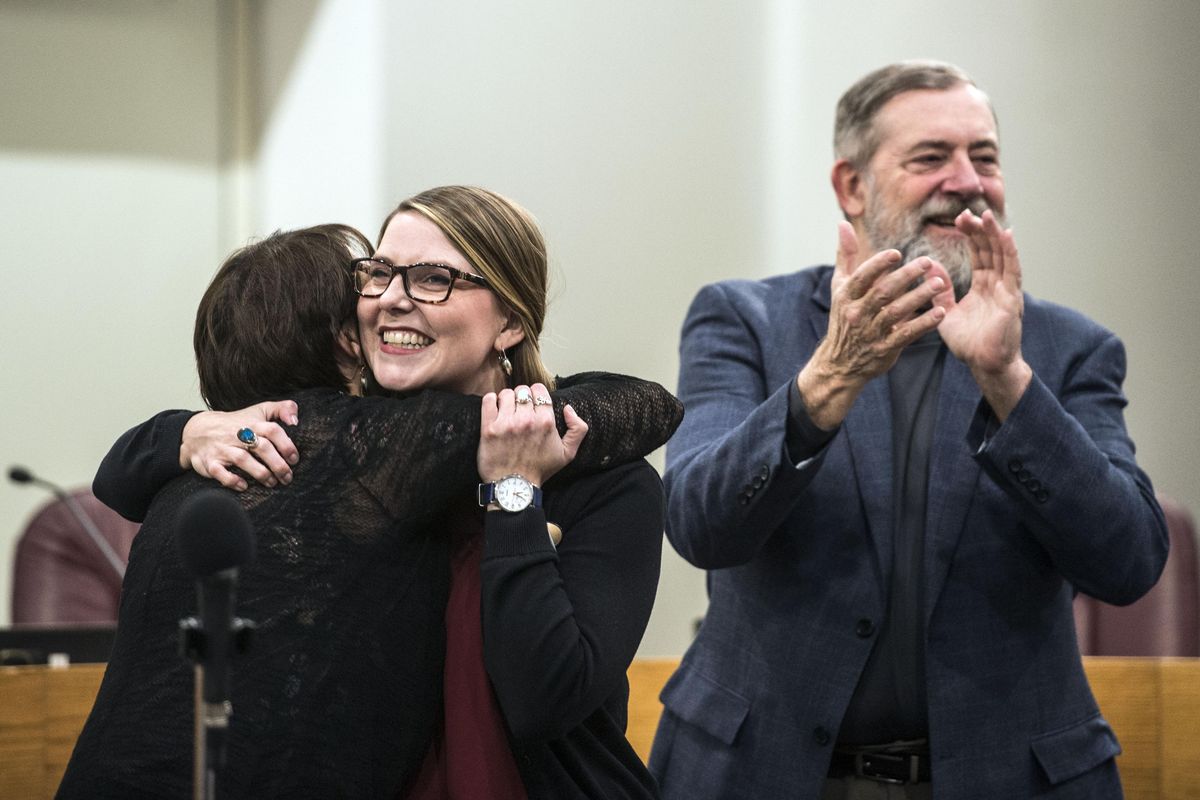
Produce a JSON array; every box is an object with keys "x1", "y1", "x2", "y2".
[
  {"x1": 550, "y1": 372, "x2": 682, "y2": 483},
  {"x1": 93, "y1": 410, "x2": 197, "y2": 521},
  {"x1": 92, "y1": 400, "x2": 301, "y2": 521}
]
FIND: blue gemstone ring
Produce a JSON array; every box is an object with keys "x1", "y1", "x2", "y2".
[{"x1": 236, "y1": 427, "x2": 259, "y2": 449}]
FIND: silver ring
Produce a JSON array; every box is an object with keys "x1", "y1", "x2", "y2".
[
  {"x1": 236, "y1": 427, "x2": 259, "y2": 450},
  {"x1": 514, "y1": 387, "x2": 533, "y2": 405},
  {"x1": 533, "y1": 396, "x2": 552, "y2": 407}
]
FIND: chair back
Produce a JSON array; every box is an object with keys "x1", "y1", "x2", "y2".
[
  {"x1": 11, "y1": 489, "x2": 138, "y2": 624},
  {"x1": 1074, "y1": 494, "x2": 1199, "y2": 656}
]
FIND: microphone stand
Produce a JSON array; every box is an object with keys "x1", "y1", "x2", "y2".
[
  {"x1": 59, "y1": 488, "x2": 127, "y2": 579},
  {"x1": 175, "y1": 488, "x2": 257, "y2": 799},
  {"x1": 190, "y1": 657, "x2": 208, "y2": 800},
  {"x1": 179, "y1": 595, "x2": 254, "y2": 799}
]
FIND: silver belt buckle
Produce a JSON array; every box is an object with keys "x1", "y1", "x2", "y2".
[{"x1": 854, "y1": 752, "x2": 913, "y2": 785}]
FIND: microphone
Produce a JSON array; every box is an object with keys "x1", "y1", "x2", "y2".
[
  {"x1": 9, "y1": 464, "x2": 126, "y2": 580},
  {"x1": 175, "y1": 488, "x2": 255, "y2": 791}
]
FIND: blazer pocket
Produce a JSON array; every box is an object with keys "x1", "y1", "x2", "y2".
[
  {"x1": 660, "y1": 667, "x2": 750, "y2": 746},
  {"x1": 1030, "y1": 713, "x2": 1121, "y2": 785}
]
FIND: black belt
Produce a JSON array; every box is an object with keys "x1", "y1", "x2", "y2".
[{"x1": 828, "y1": 749, "x2": 931, "y2": 784}]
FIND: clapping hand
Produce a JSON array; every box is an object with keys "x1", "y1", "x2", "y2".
[
  {"x1": 797, "y1": 222, "x2": 954, "y2": 429},
  {"x1": 936, "y1": 209, "x2": 1032, "y2": 419}
]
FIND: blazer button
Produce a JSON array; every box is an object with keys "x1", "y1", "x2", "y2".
[
  {"x1": 813, "y1": 727, "x2": 831, "y2": 746},
  {"x1": 758, "y1": 464, "x2": 770, "y2": 480},
  {"x1": 1026, "y1": 478, "x2": 1041, "y2": 492},
  {"x1": 752, "y1": 476, "x2": 765, "y2": 489},
  {"x1": 1008, "y1": 459, "x2": 1023, "y2": 474},
  {"x1": 1016, "y1": 469, "x2": 1031, "y2": 482},
  {"x1": 855, "y1": 618, "x2": 875, "y2": 638},
  {"x1": 1035, "y1": 490, "x2": 1049, "y2": 504}
]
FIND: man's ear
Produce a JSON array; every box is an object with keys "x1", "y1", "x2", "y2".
[{"x1": 831, "y1": 159, "x2": 867, "y2": 219}]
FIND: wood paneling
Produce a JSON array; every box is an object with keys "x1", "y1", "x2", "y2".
[
  {"x1": 0, "y1": 664, "x2": 105, "y2": 799},
  {"x1": 3, "y1": 657, "x2": 1196, "y2": 798}
]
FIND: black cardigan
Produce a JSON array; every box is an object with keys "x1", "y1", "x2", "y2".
[
  {"x1": 484, "y1": 460, "x2": 664, "y2": 799},
  {"x1": 60, "y1": 375, "x2": 680, "y2": 798}
]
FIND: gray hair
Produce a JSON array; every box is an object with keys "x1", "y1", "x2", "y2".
[{"x1": 834, "y1": 60, "x2": 989, "y2": 167}]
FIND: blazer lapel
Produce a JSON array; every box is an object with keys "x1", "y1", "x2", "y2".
[
  {"x1": 924, "y1": 353, "x2": 984, "y2": 620},
  {"x1": 809, "y1": 274, "x2": 894, "y2": 586},
  {"x1": 844, "y1": 378, "x2": 895, "y2": 585}
]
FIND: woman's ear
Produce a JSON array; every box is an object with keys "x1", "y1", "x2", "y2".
[
  {"x1": 336, "y1": 323, "x2": 365, "y2": 396},
  {"x1": 337, "y1": 322, "x2": 362, "y2": 361},
  {"x1": 494, "y1": 311, "x2": 526, "y2": 352}
]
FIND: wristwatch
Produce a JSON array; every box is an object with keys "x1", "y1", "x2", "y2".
[{"x1": 477, "y1": 474, "x2": 543, "y2": 512}]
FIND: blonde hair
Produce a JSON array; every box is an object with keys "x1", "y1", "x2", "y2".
[{"x1": 380, "y1": 186, "x2": 555, "y2": 388}]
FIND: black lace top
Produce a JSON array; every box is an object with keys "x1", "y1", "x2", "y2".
[{"x1": 58, "y1": 374, "x2": 682, "y2": 799}]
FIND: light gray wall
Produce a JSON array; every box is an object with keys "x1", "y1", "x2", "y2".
[
  {"x1": 376, "y1": 0, "x2": 771, "y2": 655},
  {"x1": 2, "y1": 1, "x2": 1197, "y2": 658},
  {"x1": 0, "y1": 1, "x2": 227, "y2": 621}
]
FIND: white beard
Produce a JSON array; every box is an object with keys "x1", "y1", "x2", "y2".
[{"x1": 862, "y1": 189, "x2": 1006, "y2": 299}]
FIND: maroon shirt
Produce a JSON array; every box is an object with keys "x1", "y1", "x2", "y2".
[{"x1": 406, "y1": 510, "x2": 527, "y2": 800}]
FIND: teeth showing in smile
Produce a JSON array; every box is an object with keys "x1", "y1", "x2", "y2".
[{"x1": 382, "y1": 330, "x2": 432, "y2": 349}]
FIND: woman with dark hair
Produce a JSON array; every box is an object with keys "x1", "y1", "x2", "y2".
[{"x1": 60, "y1": 213, "x2": 680, "y2": 799}]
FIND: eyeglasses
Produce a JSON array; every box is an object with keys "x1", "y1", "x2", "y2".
[{"x1": 352, "y1": 258, "x2": 491, "y2": 304}]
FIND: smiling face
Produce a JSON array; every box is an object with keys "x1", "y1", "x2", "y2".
[
  {"x1": 356, "y1": 210, "x2": 522, "y2": 396},
  {"x1": 841, "y1": 84, "x2": 1006, "y2": 295}
]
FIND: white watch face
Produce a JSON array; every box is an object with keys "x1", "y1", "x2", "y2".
[{"x1": 495, "y1": 475, "x2": 534, "y2": 512}]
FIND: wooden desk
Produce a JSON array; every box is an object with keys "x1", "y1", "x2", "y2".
[
  {"x1": 4, "y1": 657, "x2": 1195, "y2": 798},
  {"x1": 626, "y1": 657, "x2": 679, "y2": 766},
  {"x1": 625, "y1": 656, "x2": 1200, "y2": 800},
  {"x1": 0, "y1": 663, "x2": 105, "y2": 800},
  {"x1": 1084, "y1": 657, "x2": 1200, "y2": 800}
]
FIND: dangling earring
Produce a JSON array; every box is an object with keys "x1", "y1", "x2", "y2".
[
  {"x1": 359, "y1": 363, "x2": 374, "y2": 394},
  {"x1": 498, "y1": 348, "x2": 513, "y2": 377}
]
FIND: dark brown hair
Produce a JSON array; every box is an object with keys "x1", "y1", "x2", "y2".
[{"x1": 194, "y1": 224, "x2": 372, "y2": 410}]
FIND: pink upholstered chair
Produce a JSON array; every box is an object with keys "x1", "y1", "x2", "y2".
[
  {"x1": 1073, "y1": 494, "x2": 1199, "y2": 656},
  {"x1": 11, "y1": 489, "x2": 139, "y2": 624}
]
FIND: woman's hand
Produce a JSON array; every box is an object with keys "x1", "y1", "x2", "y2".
[
  {"x1": 478, "y1": 383, "x2": 588, "y2": 487},
  {"x1": 179, "y1": 400, "x2": 300, "y2": 491}
]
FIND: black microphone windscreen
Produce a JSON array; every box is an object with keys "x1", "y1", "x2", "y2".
[
  {"x1": 176, "y1": 489, "x2": 255, "y2": 578},
  {"x1": 8, "y1": 466, "x2": 34, "y2": 484}
]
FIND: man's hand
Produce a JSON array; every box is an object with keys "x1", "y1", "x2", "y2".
[
  {"x1": 797, "y1": 222, "x2": 951, "y2": 430},
  {"x1": 179, "y1": 400, "x2": 300, "y2": 491},
  {"x1": 937, "y1": 209, "x2": 1031, "y2": 420}
]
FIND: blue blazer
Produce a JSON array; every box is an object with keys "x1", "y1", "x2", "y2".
[{"x1": 649, "y1": 266, "x2": 1168, "y2": 800}]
